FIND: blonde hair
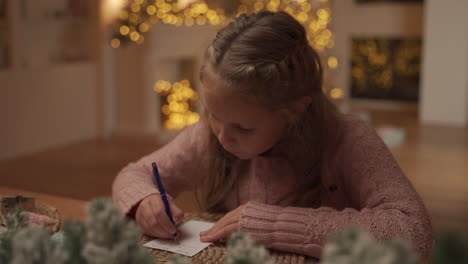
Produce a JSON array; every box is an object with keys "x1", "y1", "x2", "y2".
[{"x1": 198, "y1": 11, "x2": 343, "y2": 213}]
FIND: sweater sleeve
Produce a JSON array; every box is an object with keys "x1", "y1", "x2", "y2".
[
  {"x1": 238, "y1": 118, "x2": 433, "y2": 260},
  {"x1": 112, "y1": 121, "x2": 210, "y2": 215}
]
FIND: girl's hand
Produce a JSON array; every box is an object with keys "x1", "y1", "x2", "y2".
[
  {"x1": 199, "y1": 204, "x2": 246, "y2": 242},
  {"x1": 135, "y1": 193, "x2": 185, "y2": 239}
]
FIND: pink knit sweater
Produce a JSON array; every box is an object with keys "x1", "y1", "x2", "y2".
[{"x1": 112, "y1": 114, "x2": 433, "y2": 260}]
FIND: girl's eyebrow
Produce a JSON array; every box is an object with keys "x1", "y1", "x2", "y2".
[
  {"x1": 208, "y1": 111, "x2": 221, "y2": 121},
  {"x1": 210, "y1": 111, "x2": 255, "y2": 129}
]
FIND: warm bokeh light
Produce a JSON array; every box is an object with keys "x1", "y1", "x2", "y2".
[
  {"x1": 351, "y1": 38, "x2": 421, "y2": 101},
  {"x1": 119, "y1": 25, "x2": 130, "y2": 35},
  {"x1": 111, "y1": 38, "x2": 121, "y2": 48},
  {"x1": 146, "y1": 5, "x2": 157, "y2": 15},
  {"x1": 327, "y1": 56, "x2": 339, "y2": 69},
  {"x1": 129, "y1": 31, "x2": 140, "y2": 41},
  {"x1": 139, "y1": 22, "x2": 150, "y2": 32},
  {"x1": 330, "y1": 87, "x2": 344, "y2": 100},
  {"x1": 154, "y1": 79, "x2": 200, "y2": 130}
]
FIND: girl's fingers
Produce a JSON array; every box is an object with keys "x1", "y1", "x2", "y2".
[
  {"x1": 138, "y1": 203, "x2": 157, "y2": 235},
  {"x1": 152, "y1": 222, "x2": 176, "y2": 239},
  {"x1": 204, "y1": 213, "x2": 230, "y2": 234},
  {"x1": 148, "y1": 198, "x2": 177, "y2": 234},
  {"x1": 147, "y1": 205, "x2": 166, "y2": 234},
  {"x1": 144, "y1": 205, "x2": 175, "y2": 239},
  {"x1": 200, "y1": 212, "x2": 235, "y2": 237},
  {"x1": 144, "y1": 222, "x2": 173, "y2": 238},
  {"x1": 200, "y1": 222, "x2": 238, "y2": 242},
  {"x1": 200, "y1": 221, "x2": 219, "y2": 236},
  {"x1": 138, "y1": 211, "x2": 151, "y2": 233},
  {"x1": 139, "y1": 207, "x2": 168, "y2": 238},
  {"x1": 135, "y1": 194, "x2": 185, "y2": 239}
]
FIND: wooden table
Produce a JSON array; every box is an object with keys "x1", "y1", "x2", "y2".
[
  {"x1": 0, "y1": 186, "x2": 88, "y2": 222},
  {"x1": 0, "y1": 187, "x2": 319, "y2": 263}
]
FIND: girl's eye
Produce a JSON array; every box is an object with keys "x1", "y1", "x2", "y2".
[{"x1": 236, "y1": 126, "x2": 255, "y2": 133}]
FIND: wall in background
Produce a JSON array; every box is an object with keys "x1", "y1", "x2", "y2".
[
  {"x1": 0, "y1": 64, "x2": 97, "y2": 160},
  {"x1": 420, "y1": 0, "x2": 468, "y2": 126},
  {"x1": 0, "y1": 0, "x2": 102, "y2": 160}
]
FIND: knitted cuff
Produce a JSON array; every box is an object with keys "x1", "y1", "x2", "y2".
[{"x1": 239, "y1": 201, "x2": 310, "y2": 247}]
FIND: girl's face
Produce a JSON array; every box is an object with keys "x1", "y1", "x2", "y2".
[{"x1": 202, "y1": 73, "x2": 289, "y2": 160}]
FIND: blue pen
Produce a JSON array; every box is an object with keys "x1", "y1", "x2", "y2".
[{"x1": 152, "y1": 162, "x2": 179, "y2": 243}]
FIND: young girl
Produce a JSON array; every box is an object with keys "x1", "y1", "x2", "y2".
[{"x1": 112, "y1": 11, "x2": 433, "y2": 260}]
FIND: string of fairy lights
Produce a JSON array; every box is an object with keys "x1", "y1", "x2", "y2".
[
  {"x1": 111, "y1": 0, "x2": 335, "y2": 51},
  {"x1": 112, "y1": 0, "x2": 343, "y2": 130}
]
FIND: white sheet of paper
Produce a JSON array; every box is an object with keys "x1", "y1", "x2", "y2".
[{"x1": 143, "y1": 220, "x2": 214, "y2": 257}]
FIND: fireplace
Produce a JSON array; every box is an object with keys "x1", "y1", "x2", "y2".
[{"x1": 351, "y1": 38, "x2": 422, "y2": 102}]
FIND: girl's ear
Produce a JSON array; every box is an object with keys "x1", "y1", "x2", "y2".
[{"x1": 284, "y1": 96, "x2": 312, "y2": 122}]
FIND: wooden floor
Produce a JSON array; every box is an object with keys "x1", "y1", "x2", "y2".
[{"x1": 1, "y1": 110, "x2": 467, "y2": 234}]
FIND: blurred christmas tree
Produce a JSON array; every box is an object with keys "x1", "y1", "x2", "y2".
[
  {"x1": 0, "y1": 199, "x2": 153, "y2": 264},
  {"x1": 432, "y1": 232, "x2": 468, "y2": 264},
  {"x1": 1, "y1": 200, "x2": 467, "y2": 263}
]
